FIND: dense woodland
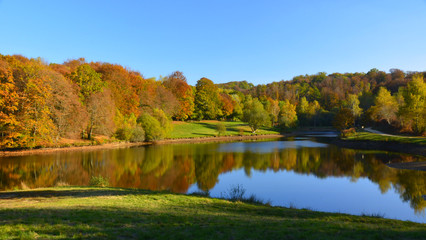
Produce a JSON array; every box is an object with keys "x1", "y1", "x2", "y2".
[{"x1": 0, "y1": 54, "x2": 425, "y2": 149}]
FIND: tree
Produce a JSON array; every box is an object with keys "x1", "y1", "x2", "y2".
[
  {"x1": 85, "y1": 90, "x2": 116, "y2": 140},
  {"x1": 17, "y1": 58, "x2": 57, "y2": 148},
  {"x1": 398, "y1": 74, "x2": 426, "y2": 134},
  {"x1": 139, "y1": 78, "x2": 179, "y2": 117},
  {"x1": 70, "y1": 64, "x2": 105, "y2": 103},
  {"x1": 47, "y1": 70, "x2": 87, "y2": 139},
  {"x1": 243, "y1": 98, "x2": 270, "y2": 133},
  {"x1": 279, "y1": 100, "x2": 297, "y2": 128},
  {"x1": 0, "y1": 58, "x2": 20, "y2": 148},
  {"x1": 344, "y1": 94, "x2": 362, "y2": 126},
  {"x1": 333, "y1": 108, "x2": 355, "y2": 130},
  {"x1": 266, "y1": 98, "x2": 280, "y2": 126},
  {"x1": 194, "y1": 78, "x2": 221, "y2": 120},
  {"x1": 370, "y1": 87, "x2": 398, "y2": 125},
  {"x1": 95, "y1": 63, "x2": 140, "y2": 116},
  {"x1": 297, "y1": 97, "x2": 310, "y2": 126},
  {"x1": 163, "y1": 71, "x2": 194, "y2": 120},
  {"x1": 219, "y1": 92, "x2": 235, "y2": 119}
]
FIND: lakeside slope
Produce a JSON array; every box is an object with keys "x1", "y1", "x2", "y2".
[{"x1": 0, "y1": 187, "x2": 424, "y2": 239}]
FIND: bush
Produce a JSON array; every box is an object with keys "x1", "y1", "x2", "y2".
[
  {"x1": 341, "y1": 128, "x2": 356, "y2": 138},
  {"x1": 216, "y1": 122, "x2": 226, "y2": 136},
  {"x1": 238, "y1": 128, "x2": 244, "y2": 136},
  {"x1": 89, "y1": 175, "x2": 109, "y2": 187},
  {"x1": 130, "y1": 126, "x2": 145, "y2": 142},
  {"x1": 152, "y1": 109, "x2": 172, "y2": 137},
  {"x1": 115, "y1": 126, "x2": 133, "y2": 141},
  {"x1": 137, "y1": 113, "x2": 165, "y2": 141},
  {"x1": 226, "y1": 184, "x2": 246, "y2": 201}
]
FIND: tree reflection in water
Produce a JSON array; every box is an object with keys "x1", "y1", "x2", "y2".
[{"x1": 0, "y1": 140, "x2": 425, "y2": 213}]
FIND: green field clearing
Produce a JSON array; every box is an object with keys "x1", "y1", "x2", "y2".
[{"x1": 169, "y1": 120, "x2": 281, "y2": 139}]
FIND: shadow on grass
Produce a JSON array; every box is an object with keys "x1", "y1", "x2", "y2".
[{"x1": 1, "y1": 202, "x2": 424, "y2": 240}]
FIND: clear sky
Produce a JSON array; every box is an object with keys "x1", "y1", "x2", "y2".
[{"x1": 0, "y1": 0, "x2": 425, "y2": 85}]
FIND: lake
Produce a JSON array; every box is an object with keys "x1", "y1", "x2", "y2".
[{"x1": 0, "y1": 134, "x2": 425, "y2": 223}]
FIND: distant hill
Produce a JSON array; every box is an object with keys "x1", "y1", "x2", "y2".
[{"x1": 216, "y1": 80, "x2": 254, "y2": 92}]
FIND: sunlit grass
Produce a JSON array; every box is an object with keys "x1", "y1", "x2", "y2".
[
  {"x1": 170, "y1": 120, "x2": 281, "y2": 139},
  {"x1": 343, "y1": 131, "x2": 426, "y2": 145},
  {"x1": 0, "y1": 187, "x2": 425, "y2": 239}
]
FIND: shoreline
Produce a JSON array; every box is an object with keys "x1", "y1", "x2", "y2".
[
  {"x1": 0, "y1": 134, "x2": 285, "y2": 157},
  {"x1": 1, "y1": 131, "x2": 425, "y2": 158}
]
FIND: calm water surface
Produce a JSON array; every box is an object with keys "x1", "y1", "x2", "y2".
[{"x1": 1, "y1": 135, "x2": 425, "y2": 223}]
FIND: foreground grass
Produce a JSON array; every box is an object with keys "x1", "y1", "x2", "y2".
[
  {"x1": 343, "y1": 131, "x2": 426, "y2": 145},
  {"x1": 0, "y1": 187, "x2": 424, "y2": 239},
  {"x1": 170, "y1": 120, "x2": 281, "y2": 139}
]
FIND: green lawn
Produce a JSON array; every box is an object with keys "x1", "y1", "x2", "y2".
[
  {"x1": 169, "y1": 120, "x2": 281, "y2": 139},
  {"x1": 0, "y1": 187, "x2": 424, "y2": 239},
  {"x1": 343, "y1": 131, "x2": 426, "y2": 145}
]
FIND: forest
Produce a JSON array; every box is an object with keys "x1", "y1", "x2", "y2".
[{"x1": 0, "y1": 54, "x2": 425, "y2": 149}]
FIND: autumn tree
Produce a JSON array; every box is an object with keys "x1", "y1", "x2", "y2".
[
  {"x1": 163, "y1": 71, "x2": 194, "y2": 120},
  {"x1": 219, "y1": 92, "x2": 235, "y2": 119},
  {"x1": 344, "y1": 94, "x2": 362, "y2": 127},
  {"x1": 94, "y1": 63, "x2": 140, "y2": 116},
  {"x1": 194, "y1": 78, "x2": 221, "y2": 120},
  {"x1": 243, "y1": 98, "x2": 270, "y2": 133},
  {"x1": 398, "y1": 74, "x2": 426, "y2": 134},
  {"x1": 0, "y1": 57, "x2": 20, "y2": 148},
  {"x1": 85, "y1": 90, "x2": 116, "y2": 139},
  {"x1": 333, "y1": 108, "x2": 355, "y2": 130},
  {"x1": 70, "y1": 63, "x2": 105, "y2": 104},
  {"x1": 370, "y1": 87, "x2": 398, "y2": 125},
  {"x1": 279, "y1": 100, "x2": 298, "y2": 128},
  {"x1": 297, "y1": 97, "x2": 310, "y2": 126},
  {"x1": 139, "y1": 77, "x2": 179, "y2": 117},
  {"x1": 14, "y1": 58, "x2": 56, "y2": 147},
  {"x1": 47, "y1": 70, "x2": 87, "y2": 139}
]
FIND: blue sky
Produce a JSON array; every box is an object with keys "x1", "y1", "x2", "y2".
[{"x1": 0, "y1": 0, "x2": 425, "y2": 85}]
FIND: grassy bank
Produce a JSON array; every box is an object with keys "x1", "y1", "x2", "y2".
[
  {"x1": 342, "y1": 131, "x2": 426, "y2": 145},
  {"x1": 0, "y1": 187, "x2": 424, "y2": 239},
  {"x1": 170, "y1": 120, "x2": 280, "y2": 139}
]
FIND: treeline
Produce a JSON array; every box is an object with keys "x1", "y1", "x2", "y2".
[{"x1": 0, "y1": 54, "x2": 425, "y2": 149}]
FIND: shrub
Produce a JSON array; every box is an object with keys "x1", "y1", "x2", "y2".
[
  {"x1": 227, "y1": 184, "x2": 246, "y2": 201},
  {"x1": 137, "y1": 113, "x2": 165, "y2": 141},
  {"x1": 89, "y1": 175, "x2": 109, "y2": 187},
  {"x1": 115, "y1": 126, "x2": 133, "y2": 141},
  {"x1": 152, "y1": 109, "x2": 173, "y2": 137},
  {"x1": 216, "y1": 122, "x2": 226, "y2": 136},
  {"x1": 341, "y1": 128, "x2": 356, "y2": 138},
  {"x1": 130, "y1": 126, "x2": 145, "y2": 142},
  {"x1": 238, "y1": 128, "x2": 244, "y2": 136}
]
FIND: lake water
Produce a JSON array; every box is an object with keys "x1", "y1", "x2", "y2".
[{"x1": 0, "y1": 135, "x2": 425, "y2": 223}]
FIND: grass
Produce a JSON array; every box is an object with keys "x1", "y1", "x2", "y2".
[
  {"x1": 170, "y1": 120, "x2": 281, "y2": 139},
  {"x1": 0, "y1": 187, "x2": 425, "y2": 239},
  {"x1": 342, "y1": 131, "x2": 426, "y2": 145}
]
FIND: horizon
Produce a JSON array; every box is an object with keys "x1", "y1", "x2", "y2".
[{"x1": 1, "y1": 0, "x2": 425, "y2": 85}]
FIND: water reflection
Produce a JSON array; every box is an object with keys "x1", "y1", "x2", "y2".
[{"x1": 0, "y1": 139, "x2": 425, "y2": 217}]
